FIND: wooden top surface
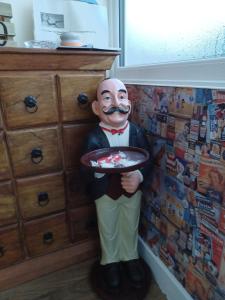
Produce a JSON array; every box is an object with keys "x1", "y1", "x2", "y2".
[
  {"x1": 0, "y1": 47, "x2": 120, "y2": 55},
  {"x1": 0, "y1": 47, "x2": 120, "y2": 71}
]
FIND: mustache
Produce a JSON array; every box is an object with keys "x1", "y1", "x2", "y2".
[{"x1": 103, "y1": 105, "x2": 131, "y2": 115}]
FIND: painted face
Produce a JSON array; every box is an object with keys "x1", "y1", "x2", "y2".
[{"x1": 92, "y1": 78, "x2": 131, "y2": 128}]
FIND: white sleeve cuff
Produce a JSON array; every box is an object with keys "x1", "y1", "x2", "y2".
[
  {"x1": 137, "y1": 170, "x2": 143, "y2": 183},
  {"x1": 94, "y1": 172, "x2": 105, "y2": 178}
]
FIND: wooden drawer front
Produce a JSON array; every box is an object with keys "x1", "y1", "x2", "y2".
[
  {"x1": 59, "y1": 73, "x2": 104, "y2": 122},
  {"x1": 68, "y1": 205, "x2": 98, "y2": 243},
  {"x1": 7, "y1": 127, "x2": 62, "y2": 177},
  {"x1": 0, "y1": 75, "x2": 58, "y2": 129},
  {"x1": 0, "y1": 182, "x2": 17, "y2": 226},
  {"x1": 24, "y1": 212, "x2": 69, "y2": 257},
  {"x1": 66, "y1": 170, "x2": 91, "y2": 208},
  {"x1": 63, "y1": 123, "x2": 94, "y2": 169},
  {"x1": 0, "y1": 225, "x2": 24, "y2": 269},
  {"x1": 17, "y1": 173, "x2": 65, "y2": 220},
  {"x1": 0, "y1": 112, "x2": 3, "y2": 129},
  {"x1": 0, "y1": 132, "x2": 10, "y2": 180}
]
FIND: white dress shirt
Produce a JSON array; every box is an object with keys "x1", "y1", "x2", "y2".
[{"x1": 99, "y1": 121, "x2": 130, "y2": 147}]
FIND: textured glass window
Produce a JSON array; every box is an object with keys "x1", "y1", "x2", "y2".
[{"x1": 123, "y1": 0, "x2": 225, "y2": 66}]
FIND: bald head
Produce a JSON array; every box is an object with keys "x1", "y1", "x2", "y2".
[
  {"x1": 92, "y1": 78, "x2": 131, "y2": 128},
  {"x1": 97, "y1": 78, "x2": 127, "y2": 101}
]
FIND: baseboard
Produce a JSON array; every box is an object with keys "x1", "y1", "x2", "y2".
[{"x1": 138, "y1": 237, "x2": 193, "y2": 300}]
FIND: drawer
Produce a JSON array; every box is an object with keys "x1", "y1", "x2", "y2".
[
  {"x1": 0, "y1": 181, "x2": 17, "y2": 226},
  {"x1": 63, "y1": 123, "x2": 95, "y2": 169},
  {"x1": 66, "y1": 170, "x2": 91, "y2": 209},
  {"x1": 0, "y1": 75, "x2": 58, "y2": 129},
  {"x1": 59, "y1": 73, "x2": 104, "y2": 122},
  {"x1": 0, "y1": 132, "x2": 10, "y2": 180},
  {"x1": 24, "y1": 212, "x2": 69, "y2": 257},
  {"x1": 16, "y1": 172, "x2": 65, "y2": 220},
  {"x1": 68, "y1": 205, "x2": 98, "y2": 243},
  {"x1": 7, "y1": 127, "x2": 62, "y2": 177},
  {"x1": 0, "y1": 112, "x2": 3, "y2": 129},
  {"x1": 0, "y1": 224, "x2": 24, "y2": 269}
]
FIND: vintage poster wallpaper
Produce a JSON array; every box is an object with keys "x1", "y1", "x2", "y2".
[{"x1": 128, "y1": 85, "x2": 225, "y2": 300}]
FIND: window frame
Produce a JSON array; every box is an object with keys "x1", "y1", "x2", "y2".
[{"x1": 108, "y1": 0, "x2": 225, "y2": 89}]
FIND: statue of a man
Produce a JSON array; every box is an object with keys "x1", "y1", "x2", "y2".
[{"x1": 82, "y1": 78, "x2": 151, "y2": 291}]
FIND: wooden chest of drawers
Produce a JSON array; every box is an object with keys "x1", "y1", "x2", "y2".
[{"x1": 0, "y1": 47, "x2": 119, "y2": 289}]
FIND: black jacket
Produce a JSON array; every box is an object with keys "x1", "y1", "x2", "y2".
[{"x1": 81, "y1": 122, "x2": 152, "y2": 200}]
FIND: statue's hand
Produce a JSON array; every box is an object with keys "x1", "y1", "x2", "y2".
[{"x1": 121, "y1": 170, "x2": 143, "y2": 193}]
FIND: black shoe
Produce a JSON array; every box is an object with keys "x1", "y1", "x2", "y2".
[
  {"x1": 102, "y1": 262, "x2": 121, "y2": 291},
  {"x1": 123, "y1": 259, "x2": 145, "y2": 288}
]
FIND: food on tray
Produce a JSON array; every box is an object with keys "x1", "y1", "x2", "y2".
[{"x1": 90, "y1": 151, "x2": 140, "y2": 168}]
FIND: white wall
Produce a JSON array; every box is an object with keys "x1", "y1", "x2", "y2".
[
  {"x1": 1, "y1": 0, "x2": 108, "y2": 47},
  {"x1": 1, "y1": 0, "x2": 34, "y2": 47}
]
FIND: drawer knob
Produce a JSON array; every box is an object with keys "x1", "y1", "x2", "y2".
[
  {"x1": 31, "y1": 148, "x2": 43, "y2": 164},
  {"x1": 38, "y1": 192, "x2": 49, "y2": 207},
  {"x1": 0, "y1": 246, "x2": 5, "y2": 257},
  {"x1": 43, "y1": 232, "x2": 54, "y2": 245},
  {"x1": 24, "y1": 96, "x2": 38, "y2": 113},
  {"x1": 77, "y1": 93, "x2": 89, "y2": 107}
]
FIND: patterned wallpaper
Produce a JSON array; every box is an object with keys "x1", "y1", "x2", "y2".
[{"x1": 127, "y1": 84, "x2": 225, "y2": 300}]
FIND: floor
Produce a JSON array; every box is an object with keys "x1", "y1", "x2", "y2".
[{"x1": 0, "y1": 258, "x2": 167, "y2": 300}]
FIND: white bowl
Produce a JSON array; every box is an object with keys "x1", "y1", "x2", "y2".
[{"x1": 60, "y1": 32, "x2": 83, "y2": 46}]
